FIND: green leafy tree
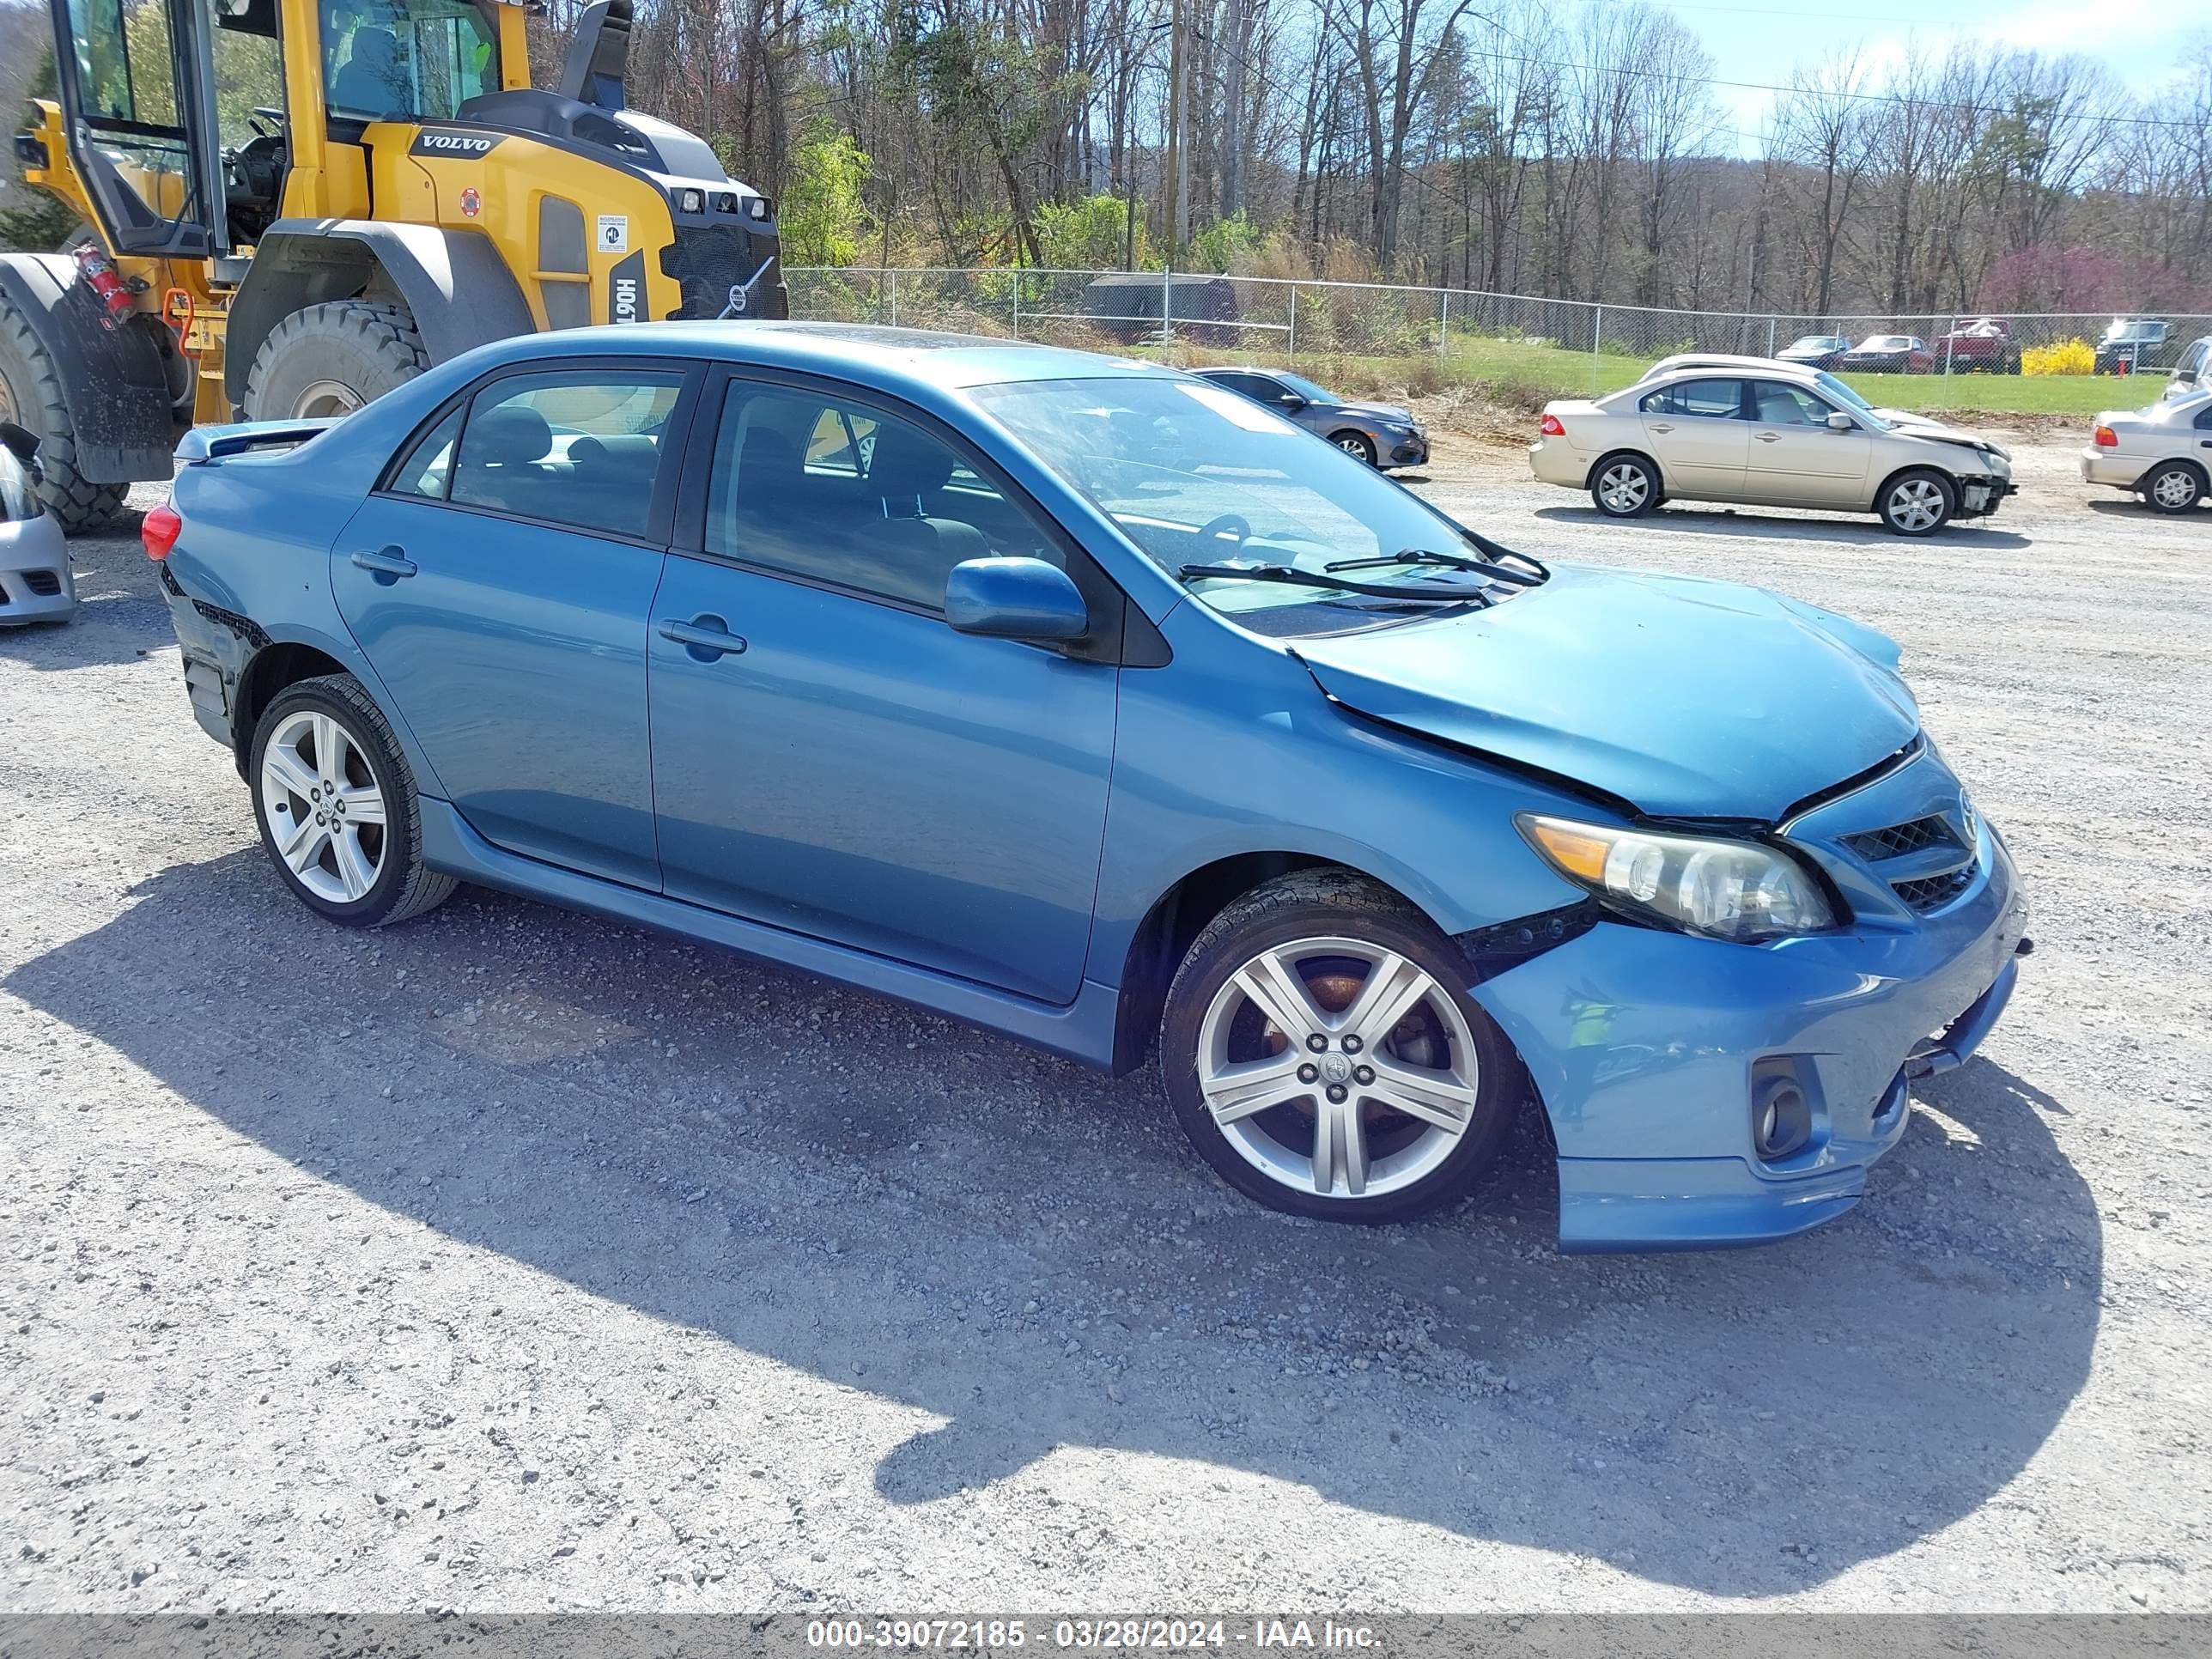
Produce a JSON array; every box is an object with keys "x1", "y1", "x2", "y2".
[
  {"x1": 0, "y1": 45, "x2": 74, "y2": 253},
  {"x1": 775, "y1": 120, "x2": 874, "y2": 267},
  {"x1": 1032, "y1": 193, "x2": 1145, "y2": 270}
]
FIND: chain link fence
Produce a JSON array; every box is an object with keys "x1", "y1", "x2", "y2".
[{"x1": 786, "y1": 266, "x2": 2212, "y2": 388}]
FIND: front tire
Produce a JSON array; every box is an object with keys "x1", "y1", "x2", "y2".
[
  {"x1": 1878, "y1": 469, "x2": 1955, "y2": 536},
  {"x1": 248, "y1": 674, "x2": 455, "y2": 927},
  {"x1": 1589, "y1": 451, "x2": 1659, "y2": 517},
  {"x1": 242, "y1": 299, "x2": 428, "y2": 422},
  {"x1": 2142, "y1": 460, "x2": 2205, "y2": 514},
  {"x1": 1160, "y1": 870, "x2": 1518, "y2": 1223},
  {"x1": 1331, "y1": 430, "x2": 1378, "y2": 467}
]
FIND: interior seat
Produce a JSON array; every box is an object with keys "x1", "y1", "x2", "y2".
[{"x1": 455, "y1": 405, "x2": 555, "y2": 518}]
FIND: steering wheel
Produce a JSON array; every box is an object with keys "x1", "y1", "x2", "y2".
[
  {"x1": 249, "y1": 106, "x2": 284, "y2": 138},
  {"x1": 1195, "y1": 513, "x2": 1250, "y2": 549}
]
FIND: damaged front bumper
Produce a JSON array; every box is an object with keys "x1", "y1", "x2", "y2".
[{"x1": 1470, "y1": 783, "x2": 2028, "y2": 1253}]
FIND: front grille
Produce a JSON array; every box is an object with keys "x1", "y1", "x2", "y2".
[
  {"x1": 659, "y1": 225, "x2": 780, "y2": 320},
  {"x1": 1893, "y1": 867, "x2": 1975, "y2": 914},
  {"x1": 1844, "y1": 816, "x2": 1959, "y2": 862},
  {"x1": 21, "y1": 569, "x2": 62, "y2": 598}
]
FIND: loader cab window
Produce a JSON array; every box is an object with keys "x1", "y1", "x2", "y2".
[{"x1": 321, "y1": 0, "x2": 501, "y2": 124}]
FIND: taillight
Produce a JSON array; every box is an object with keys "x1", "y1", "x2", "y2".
[
  {"x1": 142, "y1": 501, "x2": 181, "y2": 559},
  {"x1": 1539, "y1": 413, "x2": 1566, "y2": 437},
  {"x1": 2093, "y1": 425, "x2": 2118, "y2": 448}
]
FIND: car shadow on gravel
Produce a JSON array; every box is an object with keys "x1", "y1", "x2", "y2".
[
  {"x1": 0, "y1": 521, "x2": 173, "y2": 671},
  {"x1": 4, "y1": 853, "x2": 2103, "y2": 1600},
  {"x1": 1534, "y1": 504, "x2": 2034, "y2": 549}
]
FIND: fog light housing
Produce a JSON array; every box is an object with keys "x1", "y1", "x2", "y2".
[{"x1": 1751, "y1": 1075, "x2": 1813, "y2": 1161}]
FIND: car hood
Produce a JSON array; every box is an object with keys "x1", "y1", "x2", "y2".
[
  {"x1": 1337, "y1": 401, "x2": 1419, "y2": 425},
  {"x1": 1289, "y1": 564, "x2": 1917, "y2": 820},
  {"x1": 1890, "y1": 418, "x2": 2009, "y2": 461}
]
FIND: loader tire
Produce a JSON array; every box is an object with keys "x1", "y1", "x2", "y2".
[
  {"x1": 243, "y1": 300, "x2": 429, "y2": 422},
  {"x1": 0, "y1": 287, "x2": 132, "y2": 533}
]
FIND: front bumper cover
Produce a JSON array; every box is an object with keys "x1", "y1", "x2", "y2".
[{"x1": 1472, "y1": 812, "x2": 2027, "y2": 1253}]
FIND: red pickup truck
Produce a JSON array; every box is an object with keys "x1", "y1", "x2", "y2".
[{"x1": 1933, "y1": 319, "x2": 2022, "y2": 374}]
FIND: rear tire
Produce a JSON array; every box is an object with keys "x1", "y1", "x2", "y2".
[
  {"x1": 247, "y1": 673, "x2": 456, "y2": 928},
  {"x1": 1877, "y1": 468, "x2": 1956, "y2": 536},
  {"x1": 2142, "y1": 460, "x2": 2205, "y2": 514},
  {"x1": 0, "y1": 288, "x2": 131, "y2": 533},
  {"x1": 243, "y1": 300, "x2": 428, "y2": 422},
  {"x1": 1159, "y1": 869, "x2": 1519, "y2": 1224},
  {"x1": 1589, "y1": 451, "x2": 1660, "y2": 517}
]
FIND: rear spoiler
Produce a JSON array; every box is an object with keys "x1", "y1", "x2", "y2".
[{"x1": 174, "y1": 419, "x2": 337, "y2": 464}]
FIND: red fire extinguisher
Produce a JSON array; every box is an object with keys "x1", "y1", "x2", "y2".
[{"x1": 73, "y1": 242, "x2": 139, "y2": 331}]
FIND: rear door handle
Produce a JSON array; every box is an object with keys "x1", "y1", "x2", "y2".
[
  {"x1": 350, "y1": 546, "x2": 416, "y2": 579},
  {"x1": 659, "y1": 615, "x2": 748, "y2": 659}
]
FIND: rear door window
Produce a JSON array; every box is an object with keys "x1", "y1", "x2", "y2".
[
  {"x1": 447, "y1": 369, "x2": 684, "y2": 538},
  {"x1": 1641, "y1": 379, "x2": 1744, "y2": 419}
]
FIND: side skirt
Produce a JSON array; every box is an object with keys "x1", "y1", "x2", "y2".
[{"x1": 416, "y1": 799, "x2": 1126, "y2": 1070}]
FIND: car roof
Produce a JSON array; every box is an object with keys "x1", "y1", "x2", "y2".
[
  {"x1": 465, "y1": 320, "x2": 1170, "y2": 393},
  {"x1": 1638, "y1": 353, "x2": 1825, "y2": 382}
]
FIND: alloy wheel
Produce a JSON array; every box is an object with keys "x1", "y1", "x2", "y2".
[
  {"x1": 1195, "y1": 937, "x2": 1481, "y2": 1200},
  {"x1": 258, "y1": 709, "x2": 387, "y2": 903},
  {"x1": 1597, "y1": 462, "x2": 1650, "y2": 513},
  {"x1": 1887, "y1": 477, "x2": 1947, "y2": 532}
]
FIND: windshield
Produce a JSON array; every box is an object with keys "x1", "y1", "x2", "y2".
[
  {"x1": 1785, "y1": 337, "x2": 1838, "y2": 351},
  {"x1": 972, "y1": 375, "x2": 1510, "y2": 633},
  {"x1": 1273, "y1": 371, "x2": 1335, "y2": 404},
  {"x1": 1811, "y1": 370, "x2": 1889, "y2": 424},
  {"x1": 321, "y1": 0, "x2": 501, "y2": 122}
]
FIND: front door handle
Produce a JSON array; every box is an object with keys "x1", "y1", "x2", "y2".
[
  {"x1": 1648, "y1": 422, "x2": 1674, "y2": 433},
  {"x1": 659, "y1": 615, "x2": 748, "y2": 659},
  {"x1": 1755, "y1": 432, "x2": 1781, "y2": 443},
  {"x1": 350, "y1": 545, "x2": 416, "y2": 579}
]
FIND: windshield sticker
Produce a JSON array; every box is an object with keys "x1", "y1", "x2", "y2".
[
  {"x1": 1177, "y1": 380, "x2": 1291, "y2": 433},
  {"x1": 597, "y1": 215, "x2": 630, "y2": 254}
]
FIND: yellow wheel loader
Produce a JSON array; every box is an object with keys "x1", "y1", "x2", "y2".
[{"x1": 2, "y1": 0, "x2": 785, "y2": 531}]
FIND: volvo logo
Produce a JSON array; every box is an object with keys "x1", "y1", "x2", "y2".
[
  {"x1": 718, "y1": 283, "x2": 750, "y2": 319},
  {"x1": 408, "y1": 130, "x2": 502, "y2": 159}
]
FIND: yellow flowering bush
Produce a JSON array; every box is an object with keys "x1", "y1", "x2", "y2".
[{"x1": 2023, "y1": 337, "x2": 2095, "y2": 376}]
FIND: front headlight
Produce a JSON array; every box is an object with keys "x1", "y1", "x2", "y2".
[{"x1": 1518, "y1": 814, "x2": 1837, "y2": 944}]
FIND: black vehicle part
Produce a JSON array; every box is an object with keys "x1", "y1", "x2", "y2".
[
  {"x1": 0, "y1": 253, "x2": 169, "y2": 519},
  {"x1": 222, "y1": 222, "x2": 535, "y2": 409},
  {"x1": 242, "y1": 301, "x2": 429, "y2": 422}
]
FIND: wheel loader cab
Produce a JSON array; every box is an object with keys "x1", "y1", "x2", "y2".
[{"x1": 4, "y1": 0, "x2": 784, "y2": 526}]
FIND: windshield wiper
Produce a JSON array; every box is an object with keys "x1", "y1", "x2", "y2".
[
  {"x1": 1177, "y1": 562, "x2": 1489, "y2": 604},
  {"x1": 1327, "y1": 543, "x2": 1547, "y2": 586}
]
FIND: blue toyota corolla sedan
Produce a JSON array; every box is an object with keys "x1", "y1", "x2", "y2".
[{"x1": 147, "y1": 322, "x2": 2029, "y2": 1250}]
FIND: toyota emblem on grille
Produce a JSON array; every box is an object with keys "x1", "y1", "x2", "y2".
[{"x1": 1958, "y1": 792, "x2": 1978, "y2": 846}]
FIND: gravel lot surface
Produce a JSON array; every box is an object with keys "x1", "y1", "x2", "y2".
[{"x1": 2, "y1": 434, "x2": 2206, "y2": 1614}]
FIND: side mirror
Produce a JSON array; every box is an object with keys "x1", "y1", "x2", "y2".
[
  {"x1": 1279, "y1": 392, "x2": 1308, "y2": 412},
  {"x1": 0, "y1": 420, "x2": 39, "y2": 465},
  {"x1": 1826, "y1": 411, "x2": 1857, "y2": 432},
  {"x1": 945, "y1": 556, "x2": 1089, "y2": 642}
]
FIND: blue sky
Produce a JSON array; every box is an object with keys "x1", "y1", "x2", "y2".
[{"x1": 1667, "y1": 0, "x2": 2209, "y2": 155}]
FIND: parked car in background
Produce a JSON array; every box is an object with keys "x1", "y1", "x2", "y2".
[
  {"x1": 0, "y1": 421, "x2": 72, "y2": 627},
  {"x1": 1835, "y1": 335, "x2": 1935, "y2": 374},
  {"x1": 1777, "y1": 333, "x2": 1850, "y2": 369},
  {"x1": 1636, "y1": 353, "x2": 1945, "y2": 434},
  {"x1": 147, "y1": 321, "x2": 2028, "y2": 1250},
  {"x1": 2094, "y1": 319, "x2": 2171, "y2": 375},
  {"x1": 1532, "y1": 363, "x2": 2015, "y2": 535},
  {"x1": 1933, "y1": 319, "x2": 2021, "y2": 374},
  {"x1": 1191, "y1": 366, "x2": 1429, "y2": 469},
  {"x1": 2163, "y1": 335, "x2": 2211, "y2": 400},
  {"x1": 2081, "y1": 391, "x2": 2212, "y2": 512}
]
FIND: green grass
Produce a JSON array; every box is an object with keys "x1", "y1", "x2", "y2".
[{"x1": 1158, "y1": 333, "x2": 2145, "y2": 422}]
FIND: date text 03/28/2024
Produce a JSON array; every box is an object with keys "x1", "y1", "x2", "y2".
[{"x1": 805, "y1": 1620, "x2": 1380, "y2": 1650}]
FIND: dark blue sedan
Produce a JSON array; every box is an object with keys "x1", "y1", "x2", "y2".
[{"x1": 147, "y1": 322, "x2": 2028, "y2": 1249}]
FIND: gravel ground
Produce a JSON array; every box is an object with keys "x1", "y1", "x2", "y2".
[{"x1": 1, "y1": 434, "x2": 2206, "y2": 1614}]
